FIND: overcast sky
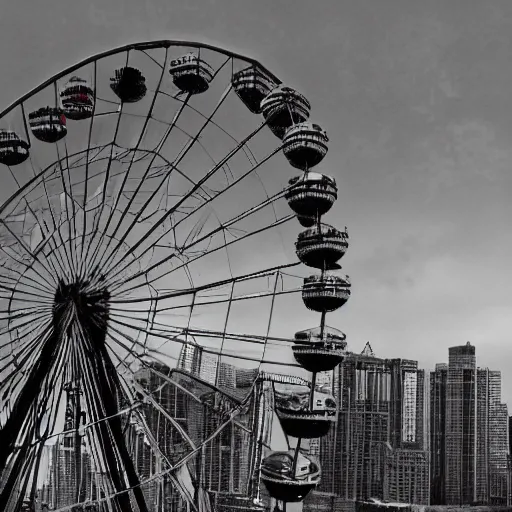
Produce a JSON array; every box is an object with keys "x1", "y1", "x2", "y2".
[{"x1": 2, "y1": 1, "x2": 512, "y2": 404}]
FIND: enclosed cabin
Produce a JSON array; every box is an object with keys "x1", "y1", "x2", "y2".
[
  {"x1": 232, "y1": 64, "x2": 277, "y2": 114},
  {"x1": 283, "y1": 122, "x2": 329, "y2": 170},
  {"x1": 260, "y1": 85, "x2": 310, "y2": 139},
  {"x1": 302, "y1": 273, "x2": 351, "y2": 313},
  {"x1": 29, "y1": 106, "x2": 67, "y2": 143},
  {"x1": 296, "y1": 223, "x2": 348, "y2": 269},
  {"x1": 110, "y1": 67, "x2": 147, "y2": 103},
  {"x1": 0, "y1": 130, "x2": 29, "y2": 166},
  {"x1": 285, "y1": 172, "x2": 338, "y2": 227},
  {"x1": 169, "y1": 52, "x2": 214, "y2": 94},
  {"x1": 261, "y1": 450, "x2": 320, "y2": 502},
  {"x1": 292, "y1": 326, "x2": 347, "y2": 372},
  {"x1": 274, "y1": 382, "x2": 336, "y2": 439},
  {"x1": 60, "y1": 76, "x2": 95, "y2": 120}
]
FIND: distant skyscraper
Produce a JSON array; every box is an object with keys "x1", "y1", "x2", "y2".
[
  {"x1": 200, "y1": 353, "x2": 219, "y2": 385},
  {"x1": 444, "y1": 342, "x2": 477, "y2": 505},
  {"x1": 177, "y1": 339, "x2": 203, "y2": 375},
  {"x1": 306, "y1": 346, "x2": 429, "y2": 506},
  {"x1": 431, "y1": 342, "x2": 509, "y2": 506},
  {"x1": 384, "y1": 449, "x2": 429, "y2": 505},
  {"x1": 430, "y1": 363, "x2": 447, "y2": 504},
  {"x1": 509, "y1": 416, "x2": 512, "y2": 458},
  {"x1": 486, "y1": 372, "x2": 509, "y2": 505}
]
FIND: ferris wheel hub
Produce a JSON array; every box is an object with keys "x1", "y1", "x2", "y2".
[{"x1": 53, "y1": 279, "x2": 110, "y2": 331}]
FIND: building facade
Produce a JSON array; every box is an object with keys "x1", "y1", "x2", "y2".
[
  {"x1": 429, "y1": 363, "x2": 447, "y2": 504},
  {"x1": 305, "y1": 346, "x2": 430, "y2": 508},
  {"x1": 430, "y1": 343, "x2": 510, "y2": 506}
]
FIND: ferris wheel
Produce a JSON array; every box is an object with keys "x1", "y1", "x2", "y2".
[{"x1": 0, "y1": 41, "x2": 351, "y2": 512}]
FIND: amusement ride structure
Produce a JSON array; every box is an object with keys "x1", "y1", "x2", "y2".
[{"x1": 0, "y1": 41, "x2": 351, "y2": 512}]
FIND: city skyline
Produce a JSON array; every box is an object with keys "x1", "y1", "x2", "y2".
[
  {"x1": 1, "y1": 1, "x2": 512, "y2": 405},
  {"x1": 29, "y1": 335, "x2": 512, "y2": 511}
]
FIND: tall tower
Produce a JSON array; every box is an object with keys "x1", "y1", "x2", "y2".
[
  {"x1": 308, "y1": 347, "x2": 429, "y2": 505},
  {"x1": 177, "y1": 338, "x2": 203, "y2": 375},
  {"x1": 385, "y1": 360, "x2": 429, "y2": 505},
  {"x1": 435, "y1": 343, "x2": 510, "y2": 506},
  {"x1": 430, "y1": 363, "x2": 448, "y2": 504},
  {"x1": 486, "y1": 370, "x2": 509, "y2": 505},
  {"x1": 445, "y1": 342, "x2": 477, "y2": 505}
]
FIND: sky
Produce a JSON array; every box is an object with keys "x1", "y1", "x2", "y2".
[{"x1": 2, "y1": 0, "x2": 512, "y2": 407}]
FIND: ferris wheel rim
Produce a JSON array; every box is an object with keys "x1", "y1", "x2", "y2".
[{"x1": 0, "y1": 39, "x2": 282, "y2": 119}]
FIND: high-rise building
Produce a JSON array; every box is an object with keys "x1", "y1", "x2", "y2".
[
  {"x1": 509, "y1": 416, "x2": 512, "y2": 458},
  {"x1": 306, "y1": 346, "x2": 429, "y2": 507},
  {"x1": 486, "y1": 373, "x2": 509, "y2": 505},
  {"x1": 430, "y1": 363, "x2": 447, "y2": 504},
  {"x1": 444, "y1": 342, "x2": 477, "y2": 505},
  {"x1": 430, "y1": 343, "x2": 509, "y2": 506},
  {"x1": 177, "y1": 338, "x2": 203, "y2": 375},
  {"x1": 384, "y1": 449, "x2": 429, "y2": 505}
]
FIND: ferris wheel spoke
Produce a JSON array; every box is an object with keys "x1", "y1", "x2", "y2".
[
  {"x1": 0, "y1": 312, "x2": 50, "y2": 350},
  {"x1": 0, "y1": 237, "x2": 57, "y2": 292},
  {"x1": 109, "y1": 285, "x2": 299, "y2": 323},
  {"x1": 0, "y1": 208, "x2": 67, "y2": 291},
  {"x1": 113, "y1": 215, "x2": 294, "y2": 300},
  {"x1": 55, "y1": 139, "x2": 82, "y2": 274},
  {"x1": 100, "y1": 121, "x2": 270, "y2": 284},
  {"x1": 1, "y1": 246, "x2": 62, "y2": 300},
  {"x1": 79, "y1": 59, "x2": 106, "y2": 269},
  {"x1": 85, "y1": 94, "x2": 192, "y2": 280},
  {"x1": 0, "y1": 246, "x2": 56, "y2": 295},
  {"x1": 0, "y1": 282, "x2": 48, "y2": 303},
  {"x1": 77, "y1": 108, "x2": 126, "y2": 280},
  {"x1": 0, "y1": 320, "x2": 52, "y2": 382},
  {"x1": 2, "y1": 320, "x2": 51, "y2": 368},
  {"x1": 4, "y1": 308, "x2": 52, "y2": 335},
  {"x1": 107, "y1": 322, "x2": 181, "y2": 377},
  {"x1": 84, "y1": 50, "x2": 170, "y2": 279},
  {"x1": 5, "y1": 161, "x2": 73, "y2": 284},
  {"x1": 0, "y1": 238, "x2": 63, "y2": 294},
  {"x1": 94, "y1": 79, "x2": 237, "y2": 274},
  {"x1": 117, "y1": 318, "x2": 295, "y2": 349},
  {"x1": 110, "y1": 191, "x2": 291, "y2": 295},
  {"x1": 139, "y1": 49, "x2": 166, "y2": 71},
  {"x1": 0, "y1": 281, "x2": 51, "y2": 304},
  {"x1": 48, "y1": 80, "x2": 81, "y2": 276},
  {"x1": 111, "y1": 261, "x2": 298, "y2": 306},
  {"x1": 109, "y1": 318, "x2": 300, "y2": 370},
  {"x1": 162, "y1": 88, "x2": 260, "y2": 168},
  {"x1": 103, "y1": 142, "x2": 281, "y2": 285},
  {"x1": 32, "y1": 167, "x2": 76, "y2": 281}
]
